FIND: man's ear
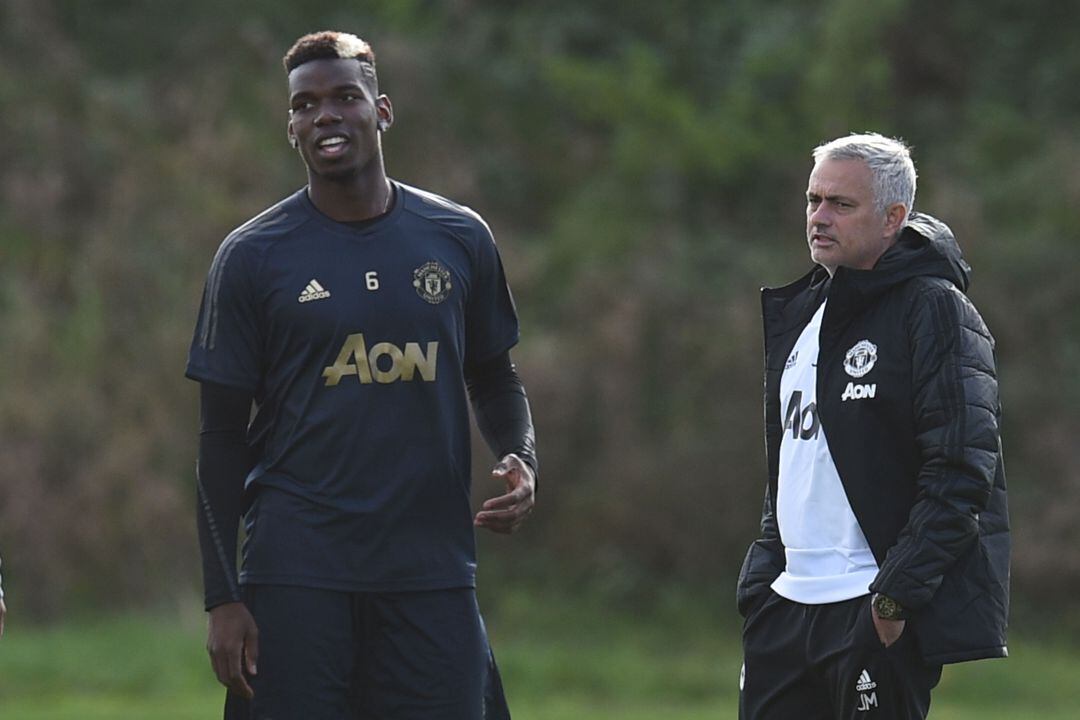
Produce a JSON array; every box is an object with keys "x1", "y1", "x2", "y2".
[{"x1": 884, "y1": 203, "x2": 908, "y2": 237}]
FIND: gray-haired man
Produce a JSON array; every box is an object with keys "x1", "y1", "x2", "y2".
[{"x1": 737, "y1": 133, "x2": 1009, "y2": 719}]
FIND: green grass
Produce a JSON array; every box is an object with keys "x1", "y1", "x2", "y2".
[
  {"x1": 0, "y1": 611, "x2": 223, "y2": 718},
  {"x1": 1, "y1": 591, "x2": 1077, "y2": 719}
]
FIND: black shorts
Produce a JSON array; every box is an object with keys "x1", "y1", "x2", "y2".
[
  {"x1": 740, "y1": 591, "x2": 942, "y2": 720},
  {"x1": 224, "y1": 585, "x2": 510, "y2": 720}
]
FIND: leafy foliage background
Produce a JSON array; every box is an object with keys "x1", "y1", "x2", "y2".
[{"x1": 1, "y1": 0, "x2": 1077, "y2": 621}]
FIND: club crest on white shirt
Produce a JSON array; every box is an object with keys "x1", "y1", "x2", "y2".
[{"x1": 843, "y1": 339, "x2": 877, "y2": 378}]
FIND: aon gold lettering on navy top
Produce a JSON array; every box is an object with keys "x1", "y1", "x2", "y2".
[{"x1": 323, "y1": 333, "x2": 438, "y2": 386}]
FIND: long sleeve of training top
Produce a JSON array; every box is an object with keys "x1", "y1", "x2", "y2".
[
  {"x1": 464, "y1": 351, "x2": 538, "y2": 482},
  {"x1": 196, "y1": 381, "x2": 256, "y2": 610}
]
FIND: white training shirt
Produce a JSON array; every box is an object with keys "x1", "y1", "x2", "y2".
[{"x1": 771, "y1": 300, "x2": 878, "y2": 604}]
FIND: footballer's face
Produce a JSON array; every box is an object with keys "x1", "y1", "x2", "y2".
[
  {"x1": 805, "y1": 158, "x2": 905, "y2": 276},
  {"x1": 286, "y1": 58, "x2": 392, "y2": 182}
]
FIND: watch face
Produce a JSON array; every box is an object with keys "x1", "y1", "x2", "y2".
[{"x1": 874, "y1": 594, "x2": 902, "y2": 620}]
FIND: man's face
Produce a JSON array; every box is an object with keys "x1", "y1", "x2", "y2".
[
  {"x1": 805, "y1": 158, "x2": 900, "y2": 275},
  {"x1": 286, "y1": 58, "x2": 391, "y2": 181}
]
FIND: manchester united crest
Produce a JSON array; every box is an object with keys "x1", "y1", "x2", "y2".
[
  {"x1": 413, "y1": 261, "x2": 452, "y2": 304},
  {"x1": 843, "y1": 339, "x2": 878, "y2": 378}
]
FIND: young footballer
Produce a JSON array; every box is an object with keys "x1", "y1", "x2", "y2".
[{"x1": 187, "y1": 31, "x2": 537, "y2": 718}]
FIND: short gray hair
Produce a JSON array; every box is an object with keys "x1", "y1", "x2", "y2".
[{"x1": 812, "y1": 133, "x2": 917, "y2": 216}]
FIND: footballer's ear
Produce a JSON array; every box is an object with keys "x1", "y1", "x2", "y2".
[{"x1": 375, "y1": 95, "x2": 394, "y2": 132}]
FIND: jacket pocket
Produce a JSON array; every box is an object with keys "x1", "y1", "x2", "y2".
[{"x1": 737, "y1": 540, "x2": 784, "y2": 617}]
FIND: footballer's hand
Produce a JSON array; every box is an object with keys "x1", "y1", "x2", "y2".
[
  {"x1": 0, "y1": 596, "x2": 6, "y2": 639},
  {"x1": 207, "y1": 601, "x2": 258, "y2": 700},
  {"x1": 475, "y1": 453, "x2": 535, "y2": 534}
]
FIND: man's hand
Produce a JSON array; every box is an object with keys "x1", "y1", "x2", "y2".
[
  {"x1": 0, "y1": 596, "x2": 6, "y2": 639},
  {"x1": 474, "y1": 453, "x2": 535, "y2": 534},
  {"x1": 870, "y1": 607, "x2": 905, "y2": 648},
  {"x1": 207, "y1": 601, "x2": 259, "y2": 699}
]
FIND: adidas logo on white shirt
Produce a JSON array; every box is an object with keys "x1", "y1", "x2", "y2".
[
  {"x1": 298, "y1": 279, "x2": 331, "y2": 303},
  {"x1": 856, "y1": 669, "x2": 877, "y2": 692}
]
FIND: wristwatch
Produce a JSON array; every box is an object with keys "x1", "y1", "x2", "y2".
[{"x1": 871, "y1": 593, "x2": 907, "y2": 621}]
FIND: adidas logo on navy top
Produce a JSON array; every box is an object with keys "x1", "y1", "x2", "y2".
[
  {"x1": 298, "y1": 279, "x2": 331, "y2": 303},
  {"x1": 856, "y1": 668, "x2": 877, "y2": 692}
]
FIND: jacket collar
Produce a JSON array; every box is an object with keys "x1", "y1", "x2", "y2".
[
  {"x1": 832, "y1": 212, "x2": 970, "y2": 299},
  {"x1": 762, "y1": 212, "x2": 970, "y2": 337}
]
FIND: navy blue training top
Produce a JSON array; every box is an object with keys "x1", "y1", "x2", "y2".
[{"x1": 186, "y1": 181, "x2": 520, "y2": 592}]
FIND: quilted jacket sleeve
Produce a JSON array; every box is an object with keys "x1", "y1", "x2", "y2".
[{"x1": 869, "y1": 280, "x2": 1000, "y2": 610}]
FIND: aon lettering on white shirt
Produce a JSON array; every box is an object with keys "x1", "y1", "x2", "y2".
[{"x1": 771, "y1": 300, "x2": 879, "y2": 605}]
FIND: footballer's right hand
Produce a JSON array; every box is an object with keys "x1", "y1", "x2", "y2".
[{"x1": 207, "y1": 601, "x2": 259, "y2": 699}]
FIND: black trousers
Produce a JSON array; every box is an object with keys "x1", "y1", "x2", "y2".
[{"x1": 740, "y1": 591, "x2": 942, "y2": 720}]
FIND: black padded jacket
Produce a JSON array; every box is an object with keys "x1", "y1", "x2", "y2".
[{"x1": 736, "y1": 213, "x2": 1010, "y2": 666}]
